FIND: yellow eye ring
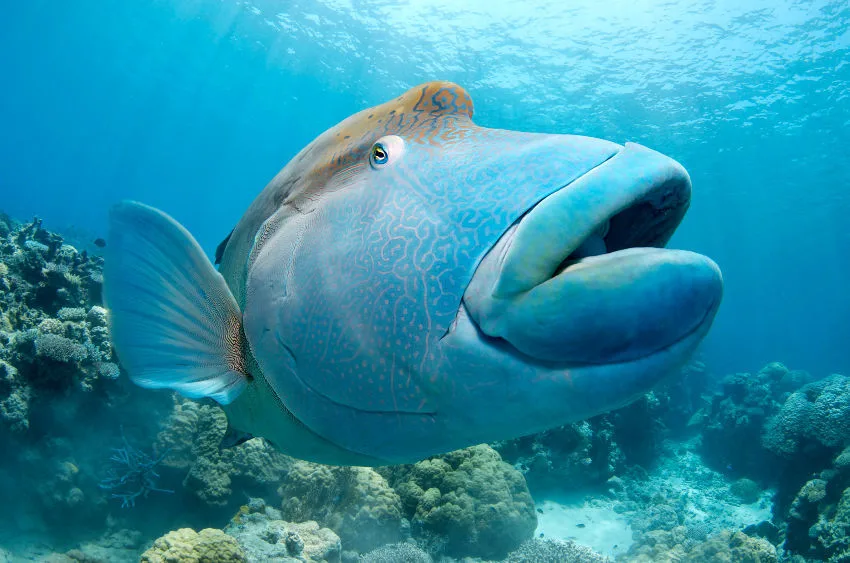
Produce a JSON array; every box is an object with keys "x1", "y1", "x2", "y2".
[
  {"x1": 372, "y1": 143, "x2": 389, "y2": 165},
  {"x1": 369, "y1": 135, "x2": 405, "y2": 169}
]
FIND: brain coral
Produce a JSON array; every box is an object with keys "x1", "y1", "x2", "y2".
[
  {"x1": 763, "y1": 374, "x2": 850, "y2": 457},
  {"x1": 382, "y1": 444, "x2": 537, "y2": 559}
]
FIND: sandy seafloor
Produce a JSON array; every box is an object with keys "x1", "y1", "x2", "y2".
[{"x1": 534, "y1": 437, "x2": 773, "y2": 560}]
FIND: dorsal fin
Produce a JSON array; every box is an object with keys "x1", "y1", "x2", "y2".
[{"x1": 215, "y1": 229, "x2": 234, "y2": 265}]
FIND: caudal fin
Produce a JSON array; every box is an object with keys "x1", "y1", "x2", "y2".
[{"x1": 103, "y1": 201, "x2": 247, "y2": 404}]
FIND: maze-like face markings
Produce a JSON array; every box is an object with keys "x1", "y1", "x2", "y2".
[
  {"x1": 243, "y1": 81, "x2": 622, "y2": 458},
  {"x1": 220, "y1": 82, "x2": 476, "y2": 302}
]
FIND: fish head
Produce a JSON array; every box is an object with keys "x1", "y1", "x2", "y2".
[{"x1": 241, "y1": 81, "x2": 722, "y2": 462}]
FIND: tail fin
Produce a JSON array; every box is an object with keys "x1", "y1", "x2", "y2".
[{"x1": 103, "y1": 201, "x2": 247, "y2": 404}]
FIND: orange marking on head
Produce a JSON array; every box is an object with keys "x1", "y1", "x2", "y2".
[
  {"x1": 286, "y1": 81, "x2": 476, "y2": 204},
  {"x1": 218, "y1": 82, "x2": 478, "y2": 297}
]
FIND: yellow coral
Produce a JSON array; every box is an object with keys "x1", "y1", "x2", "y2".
[
  {"x1": 37, "y1": 317, "x2": 64, "y2": 335},
  {"x1": 140, "y1": 528, "x2": 246, "y2": 563},
  {"x1": 231, "y1": 504, "x2": 251, "y2": 525},
  {"x1": 0, "y1": 312, "x2": 11, "y2": 332},
  {"x1": 63, "y1": 271, "x2": 82, "y2": 287},
  {"x1": 62, "y1": 461, "x2": 79, "y2": 476}
]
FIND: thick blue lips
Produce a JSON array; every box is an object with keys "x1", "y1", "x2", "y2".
[{"x1": 462, "y1": 142, "x2": 723, "y2": 365}]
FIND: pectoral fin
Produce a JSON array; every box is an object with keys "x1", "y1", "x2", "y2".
[{"x1": 103, "y1": 201, "x2": 248, "y2": 405}]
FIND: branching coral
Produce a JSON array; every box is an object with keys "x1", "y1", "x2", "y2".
[
  {"x1": 34, "y1": 333, "x2": 88, "y2": 363},
  {"x1": 360, "y1": 541, "x2": 432, "y2": 563},
  {"x1": 504, "y1": 538, "x2": 607, "y2": 563},
  {"x1": 99, "y1": 431, "x2": 173, "y2": 508}
]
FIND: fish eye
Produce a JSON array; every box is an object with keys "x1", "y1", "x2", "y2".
[
  {"x1": 372, "y1": 143, "x2": 388, "y2": 165},
  {"x1": 369, "y1": 135, "x2": 405, "y2": 169}
]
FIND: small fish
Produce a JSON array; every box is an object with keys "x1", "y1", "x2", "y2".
[
  {"x1": 93, "y1": 238, "x2": 106, "y2": 248},
  {"x1": 537, "y1": 508, "x2": 543, "y2": 514},
  {"x1": 104, "y1": 81, "x2": 722, "y2": 466},
  {"x1": 576, "y1": 523, "x2": 586, "y2": 528}
]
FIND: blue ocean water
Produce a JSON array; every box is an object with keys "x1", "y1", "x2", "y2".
[
  {"x1": 1, "y1": 1, "x2": 849, "y2": 561},
  {"x1": 3, "y1": 0, "x2": 848, "y2": 379}
]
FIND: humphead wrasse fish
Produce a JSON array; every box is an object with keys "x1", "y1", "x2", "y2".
[{"x1": 104, "y1": 81, "x2": 722, "y2": 466}]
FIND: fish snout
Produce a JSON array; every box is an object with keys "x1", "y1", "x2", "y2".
[{"x1": 462, "y1": 142, "x2": 723, "y2": 366}]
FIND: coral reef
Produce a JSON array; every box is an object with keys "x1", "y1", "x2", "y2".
[
  {"x1": 1, "y1": 215, "x2": 848, "y2": 563},
  {"x1": 99, "y1": 431, "x2": 173, "y2": 508},
  {"x1": 494, "y1": 418, "x2": 624, "y2": 494},
  {"x1": 0, "y1": 359, "x2": 30, "y2": 432},
  {"x1": 778, "y1": 443, "x2": 850, "y2": 559},
  {"x1": 590, "y1": 439, "x2": 774, "y2": 561},
  {"x1": 698, "y1": 362, "x2": 791, "y2": 478},
  {"x1": 688, "y1": 530, "x2": 778, "y2": 562},
  {"x1": 503, "y1": 538, "x2": 607, "y2": 563},
  {"x1": 0, "y1": 215, "x2": 178, "y2": 544},
  {"x1": 763, "y1": 374, "x2": 850, "y2": 458},
  {"x1": 140, "y1": 528, "x2": 246, "y2": 562},
  {"x1": 224, "y1": 499, "x2": 342, "y2": 562},
  {"x1": 380, "y1": 444, "x2": 537, "y2": 559},
  {"x1": 0, "y1": 215, "x2": 118, "y2": 433},
  {"x1": 278, "y1": 460, "x2": 406, "y2": 553},
  {"x1": 494, "y1": 391, "x2": 670, "y2": 495},
  {"x1": 807, "y1": 486, "x2": 850, "y2": 561},
  {"x1": 730, "y1": 478, "x2": 764, "y2": 505},
  {"x1": 359, "y1": 541, "x2": 432, "y2": 563},
  {"x1": 154, "y1": 395, "x2": 291, "y2": 506},
  {"x1": 627, "y1": 529, "x2": 777, "y2": 563}
]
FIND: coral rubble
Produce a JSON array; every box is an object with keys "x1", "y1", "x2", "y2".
[{"x1": 224, "y1": 499, "x2": 342, "y2": 563}]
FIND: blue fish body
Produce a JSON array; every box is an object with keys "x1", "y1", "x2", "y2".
[{"x1": 104, "y1": 82, "x2": 722, "y2": 465}]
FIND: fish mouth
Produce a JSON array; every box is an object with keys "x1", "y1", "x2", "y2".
[{"x1": 462, "y1": 142, "x2": 723, "y2": 365}]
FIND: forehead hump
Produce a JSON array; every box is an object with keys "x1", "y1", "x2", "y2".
[
  {"x1": 322, "y1": 82, "x2": 475, "y2": 162},
  {"x1": 289, "y1": 81, "x2": 477, "y2": 202},
  {"x1": 339, "y1": 81, "x2": 474, "y2": 140}
]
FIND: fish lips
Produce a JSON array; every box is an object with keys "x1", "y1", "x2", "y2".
[{"x1": 462, "y1": 142, "x2": 723, "y2": 366}]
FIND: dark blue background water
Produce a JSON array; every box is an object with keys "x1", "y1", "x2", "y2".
[{"x1": 2, "y1": 0, "x2": 848, "y2": 378}]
